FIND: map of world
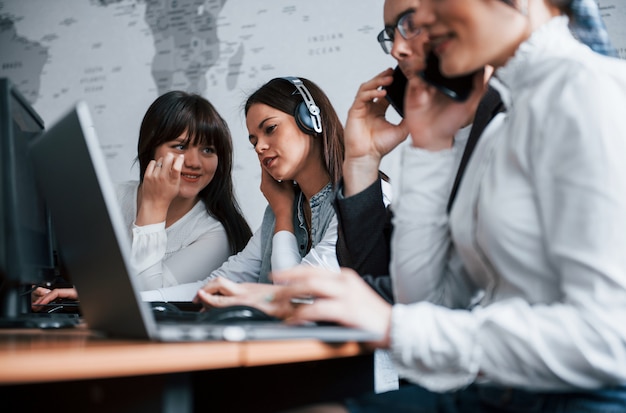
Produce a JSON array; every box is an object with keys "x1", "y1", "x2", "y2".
[
  {"x1": 1, "y1": 0, "x2": 399, "y2": 226},
  {"x1": 1, "y1": 0, "x2": 624, "y2": 227}
]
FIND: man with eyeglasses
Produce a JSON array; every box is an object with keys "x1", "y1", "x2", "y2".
[
  {"x1": 335, "y1": 0, "x2": 502, "y2": 304},
  {"x1": 377, "y1": 8, "x2": 423, "y2": 54},
  {"x1": 337, "y1": 0, "x2": 617, "y2": 302},
  {"x1": 330, "y1": 2, "x2": 501, "y2": 399}
]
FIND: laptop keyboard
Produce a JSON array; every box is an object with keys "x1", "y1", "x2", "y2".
[{"x1": 149, "y1": 302, "x2": 280, "y2": 324}]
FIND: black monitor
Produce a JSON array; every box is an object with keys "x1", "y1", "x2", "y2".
[{"x1": 0, "y1": 78, "x2": 71, "y2": 327}]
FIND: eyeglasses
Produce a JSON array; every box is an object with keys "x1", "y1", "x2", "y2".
[{"x1": 377, "y1": 11, "x2": 422, "y2": 54}]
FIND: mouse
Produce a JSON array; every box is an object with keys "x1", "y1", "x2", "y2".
[
  {"x1": 200, "y1": 305, "x2": 279, "y2": 324},
  {"x1": 150, "y1": 301, "x2": 182, "y2": 314}
]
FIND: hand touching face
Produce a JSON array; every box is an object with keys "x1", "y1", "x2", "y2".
[
  {"x1": 151, "y1": 132, "x2": 218, "y2": 201},
  {"x1": 137, "y1": 132, "x2": 218, "y2": 226},
  {"x1": 247, "y1": 103, "x2": 314, "y2": 184}
]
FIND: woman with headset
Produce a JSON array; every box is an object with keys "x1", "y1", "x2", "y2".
[{"x1": 141, "y1": 77, "x2": 348, "y2": 307}]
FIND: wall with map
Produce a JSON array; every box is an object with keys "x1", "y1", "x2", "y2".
[{"x1": 1, "y1": 0, "x2": 625, "y2": 229}]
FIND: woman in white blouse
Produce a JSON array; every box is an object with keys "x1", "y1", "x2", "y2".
[{"x1": 32, "y1": 91, "x2": 252, "y2": 304}]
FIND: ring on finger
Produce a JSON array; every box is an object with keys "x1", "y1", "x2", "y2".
[{"x1": 290, "y1": 296, "x2": 315, "y2": 305}]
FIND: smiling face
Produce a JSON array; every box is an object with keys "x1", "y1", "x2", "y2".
[
  {"x1": 415, "y1": 0, "x2": 530, "y2": 76},
  {"x1": 246, "y1": 103, "x2": 317, "y2": 183},
  {"x1": 153, "y1": 131, "x2": 218, "y2": 200},
  {"x1": 383, "y1": 0, "x2": 431, "y2": 78}
]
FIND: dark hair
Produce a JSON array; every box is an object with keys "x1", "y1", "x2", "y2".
[
  {"x1": 243, "y1": 77, "x2": 345, "y2": 187},
  {"x1": 137, "y1": 91, "x2": 252, "y2": 254}
]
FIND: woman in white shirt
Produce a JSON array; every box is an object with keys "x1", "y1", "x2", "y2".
[
  {"x1": 269, "y1": 0, "x2": 626, "y2": 412},
  {"x1": 32, "y1": 91, "x2": 252, "y2": 304}
]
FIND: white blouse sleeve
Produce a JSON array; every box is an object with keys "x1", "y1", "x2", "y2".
[
  {"x1": 271, "y1": 214, "x2": 340, "y2": 273},
  {"x1": 130, "y1": 220, "x2": 231, "y2": 291},
  {"x1": 129, "y1": 221, "x2": 168, "y2": 288},
  {"x1": 272, "y1": 212, "x2": 339, "y2": 271},
  {"x1": 391, "y1": 127, "x2": 473, "y2": 307},
  {"x1": 271, "y1": 231, "x2": 301, "y2": 271},
  {"x1": 300, "y1": 214, "x2": 340, "y2": 272}
]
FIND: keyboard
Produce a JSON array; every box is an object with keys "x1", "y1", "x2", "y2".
[
  {"x1": 0, "y1": 312, "x2": 81, "y2": 329},
  {"x1": 149, "y1": 301, "x2": 280, "y2": 324}
]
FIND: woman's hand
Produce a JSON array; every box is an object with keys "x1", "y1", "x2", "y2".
[
  {"x1": 31, "y1": 287, "x2": 78, "y2": 311},
  {"x1": 272, "y1": 266, "x2": 393, "y2": 348},
  {"x1": 260, "y1": 169, "x2": 295, "y2": 233},
  {"x1": 136, "y1": 152, "x2": 185, "y2": 225},
  {"x1": 404, "y1": 68, "x2": 488, "y2": 150},
  {"x1": 193, "y1": 277, "x2": 295, "y2": 319}
]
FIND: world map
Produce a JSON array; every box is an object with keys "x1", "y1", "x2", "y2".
[
  {"x1": 0, "y1": 0, "x2": 624, "y2": 227},
  {"x1": 0, "y1": 0, "x2": 394, "y2": 227}
]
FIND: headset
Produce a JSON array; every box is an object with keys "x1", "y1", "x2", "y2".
[{"x1": 282, "y1": 76, "x2": 323, "y2": 134}]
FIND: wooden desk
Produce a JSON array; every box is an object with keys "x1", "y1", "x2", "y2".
[{"x1": 0, "y1": 327, "x2": 373, "y2": 412}]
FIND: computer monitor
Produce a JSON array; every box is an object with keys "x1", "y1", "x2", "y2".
[{"x1": 0, "y1": 78, "x2": 59, "y2": 326}]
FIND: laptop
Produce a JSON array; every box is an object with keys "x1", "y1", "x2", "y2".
[{"x1": 29, "y1": 101, "x2": 381, "y2": 342}]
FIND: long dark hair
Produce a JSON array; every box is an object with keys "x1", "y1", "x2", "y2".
[
  {"x1": 137, "y1": 91, "x2": 252, "y2": 254},
  {"x1": 243, "y1": 77, "x2": 345, "y2": 187}
]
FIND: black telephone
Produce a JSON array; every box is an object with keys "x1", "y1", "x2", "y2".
[
  {"x1": 383, "y1": 65, "x2": 408, "y2": 117},
  {"x1": 419, "y1": 52, "x2": 475, "y2": 102},
  {"x1": 384, "y1": 53, "x2": 476, "y2": 117}
]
